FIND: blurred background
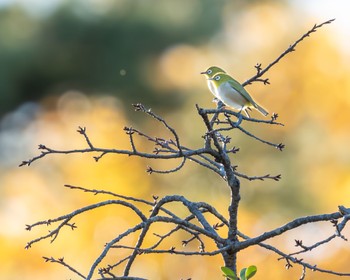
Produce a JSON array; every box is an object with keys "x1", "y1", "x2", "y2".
[{"x1": 1, "y1": 0, "x2": 350, "y2": 279}]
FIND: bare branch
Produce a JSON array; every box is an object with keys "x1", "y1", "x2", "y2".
[
  {"x1": 43, "y1": 256, "x2": 86, "y2": 279},
  {"x1": 87, "y1": 214, "x2": 226, "y2": 279},
  {"x1": 77, "y1": 126, "x2": 94, "y2": 149},
  {"x1": 236, "y1": 210, "x2": 345, "y2": 251},
  {"x1": 110, "y1": 244, "x2": 223, "y2": 256},
  {"x1": 147, "y1": 158, "x2": 186, "y2": 174},
  {"x1": 200, "y1": 107, "x2": 284, "y2": 126},
  {"x1": 20, "y1": 141, "x2": 213, "y2": 166},
  {"x1": 25, "y1": 200, "x2": 148, "y2": 249},
  {"x1": 243, "y1": 18, "x2": 335, "y2": 86},
  {"x1": 132, "y1": 103, "x2": 183, "y2": 155},
  {"x1": 238, "y1": 230, "x2": 350, "y2": 277},
  {"x1": 96, "y1": 277, "x2": 147, "y2": 280},
  {"x1": 234, "y1": 171, "x2": 282, "y2": 182}
]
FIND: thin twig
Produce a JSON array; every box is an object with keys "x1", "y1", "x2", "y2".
[
  {"x1": 43, "y1": 256, "x2": 86, "y2": 279},
  {"x1": 243, "y1": 19, "x2": 335, "y2": 86}
]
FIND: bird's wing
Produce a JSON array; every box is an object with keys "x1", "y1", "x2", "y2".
[
  {"x1": 228, "y1": 79, "x2": 255, "y2": 105},
  {"x1": 228, "y1": 79, "x2": 268, "y2": 116}
]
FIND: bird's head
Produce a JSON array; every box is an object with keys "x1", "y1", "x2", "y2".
[
  {"x1": 200, "y1": 66, "x2": 226, "y2": 78},
  {"x1": 209, "y1": 73, "x2": 231, "y2": 85}
]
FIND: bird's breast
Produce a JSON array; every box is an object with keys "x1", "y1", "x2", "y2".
[
  {"x1": 207, "y1": 80, "x2": 218, "y2": 97},
  {"x1": 217, "y1": 82, "x2": 249, "y2": 109}
]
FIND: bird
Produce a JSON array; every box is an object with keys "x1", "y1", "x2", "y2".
[
  {"x1": 208, "y1": 72, "x2": 268, "y2": 117},
  {"x1": 200, "y1": 66, "x2": 226, "y2": 99}
]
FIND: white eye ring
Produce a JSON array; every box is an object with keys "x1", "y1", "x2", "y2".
[
  {"x1": 207, "y1": 69, "x2": 212, "y2": 74},
  {"x1": 215, "y1": 76, "x2": 220, "y2": 81}
]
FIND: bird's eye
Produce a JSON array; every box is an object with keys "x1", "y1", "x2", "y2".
[
  {"x1": 215, "y1": 76, "x2": 220, "y2": 81},
  {"x1": 207, "y1": 69, "x2": 212, "y2": 74}
]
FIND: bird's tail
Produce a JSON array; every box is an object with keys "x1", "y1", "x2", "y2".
[{"x1": 253, "y1": 102, "x2": 268, "y2": 116}]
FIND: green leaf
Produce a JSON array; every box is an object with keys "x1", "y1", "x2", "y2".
[
  {"x1": 245, "y1": 265, "x2": 257, "y2": 280},
  {"x1": 221, "y1": 267, "x2": 237, "y2": 280},
  {"x1": 240, "y1": 268, "x2": 247, "y2": 280}
]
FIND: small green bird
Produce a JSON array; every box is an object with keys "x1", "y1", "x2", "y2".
[
  {"x1": 209, "y1": 73, "x2": 268, "y2": 117},
  {"x1": 200, "y1": 66, "x2": 226, "y2": 98}
]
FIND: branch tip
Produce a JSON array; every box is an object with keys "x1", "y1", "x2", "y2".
[
  {"x1": 124, "y1": 126, "x2": 134, "y2": 135},
  {"x1": 277, "y1": 143, "x2": 285, "y2": 151},
  {"x1": 77, "y1": 126, "x2": 86, "y2": 134},
  {"x1": 146, "y1": 166, "x2": 153, "y2": 174},
  {"x1": 19, "y1": 160, "x2": 30, "y2": 167},
  {"x1": 271, "y1": 113, "x2": 279, "y2": 122},
  {"x1": 38, "y1": 144, "x2": 48, "y2": 150},
  {"x1": 132, "y1": 103, "x2": 146, "y2": 112},
  {"x1": 229, "y1": 146, "x2": 240, "y2": 154}
]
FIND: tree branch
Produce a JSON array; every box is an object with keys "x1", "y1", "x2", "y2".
[
  {"x1": 236, "y1": 210, "x2": 345, "y2": 251},
  {"x1": 243, "y1": 18, "x2": 335, "y2": 86}
]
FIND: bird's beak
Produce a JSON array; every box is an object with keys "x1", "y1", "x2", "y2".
[
  {"x1": 208, "y1": 77, "x2": 214, "y2": 80},
  {"x1": 200, "y1": 71, "x2": 207, "y2": 75}
]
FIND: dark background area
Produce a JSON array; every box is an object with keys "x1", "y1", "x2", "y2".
[{"x1": 0, "y1": 0, "x2": 232, "y2": 116}]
